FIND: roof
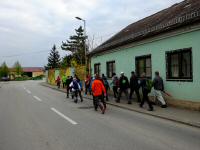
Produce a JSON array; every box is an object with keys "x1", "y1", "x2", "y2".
[
  {"x1": 22, "y1": 67, "x2": 44, "y2": 72},
  {"x1": 90, "y1": 0, "x2": 200, "y2": 56}
]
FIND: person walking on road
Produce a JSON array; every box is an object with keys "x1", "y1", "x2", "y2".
[
  {"x1": 117, "y1": 72, "x2": 129, "y2": 103},
  {"x1": 85, "y1": 75, "x2": 92, "y2": 95},
  {"x1": 62, "y1": 75, "x2": 67, "y2": 88},
  {"x1": 56, "y1": 76, "x2": 61, "y2": 89},
  {"x1": 66, "y1": 76, "x2": 72, "y2": 98},
  {"x1": 69, "y1": 77, "x2": 83, "y2": 103},
  {"x1": 129, "y1": 71, "x2": 141, "y2": 104},
  {"x1": 102, "y1": 74, "x2": 110, "y2": 101},
  {"x1": 153, "y1": 71, "x2": 167, "y2": 108},
  {"x1": 139, "y1": 73, "x2": 154, "y2": 111},
  {"x1": 110, "y1": 73, "x2": 119, "y2": 99},
  {"x1": 92, "y1": 74, "x2": 107, "y2": 114}
]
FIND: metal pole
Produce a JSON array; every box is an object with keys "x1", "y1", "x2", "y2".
[
  {"x1": 83, "y1": 20, "x2": 87, "y2": 73},
  {"x1": 75, "y1": 17, "x2": 87, "y2": 74}
]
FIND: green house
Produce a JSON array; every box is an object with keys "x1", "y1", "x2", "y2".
[{"x1": 88, "y1": 0, "x2": 200, "y2": 110}]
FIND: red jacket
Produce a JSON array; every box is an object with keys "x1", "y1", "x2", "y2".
[{"x1": 92, "y1": 79, "x2": 106, "y2": 97}]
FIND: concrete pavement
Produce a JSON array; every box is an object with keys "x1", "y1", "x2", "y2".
[
  {"x1": 0, "y1": 81, "x2": 200, "y2": 150},
  {"x1": 41, "y1": 82, "x2": 200, "y2": 128}
]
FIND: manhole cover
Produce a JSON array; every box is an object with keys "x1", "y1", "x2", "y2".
[{"x1": 78, "y1": 106, "x2": 94, "y2": 109}]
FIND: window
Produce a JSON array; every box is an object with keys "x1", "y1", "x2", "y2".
[
  {"x1": 166, "y1": 48, "x2": 192, "y2": 81},
  {"x1": 106, "y1": 61, "x2": 116, "y2": 78},
  {"x1": 136, "y1": 55, "x2": 152, "y2": 78},
  {"x1": 94, "y1": 63, "x2": 101, "y2": 75}
]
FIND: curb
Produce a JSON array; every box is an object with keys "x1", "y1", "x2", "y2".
[{"x1": 41, "y1": 83, "x2": 200, "y2": 128}]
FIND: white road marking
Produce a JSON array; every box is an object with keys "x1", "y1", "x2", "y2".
[
  {"x1": 51, "y1": 107, "x2": 78, "y2": 125},
  {"x1": 33, "y1": 96, "x2": 42, "y2": 102},
  {"x1": 26, "y1": 90, "x2": 31, "y2": 94}
]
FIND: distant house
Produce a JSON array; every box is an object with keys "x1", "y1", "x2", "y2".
[
  {"x1": 22, "y1": 67, "x2": 44, "y2": 77},
  {"x1": 88, "y1": 0, "x2": 200, "y2": 109}
]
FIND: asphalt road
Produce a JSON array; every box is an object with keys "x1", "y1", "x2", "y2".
[{"x1": 0, "y1": 81, "x2": 199, "y2": 150}]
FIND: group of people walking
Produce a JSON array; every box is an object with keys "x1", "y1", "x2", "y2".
[
  {"x1": 56, "y1": 75, "x2": 83, "y2": 103},
  {"x1": 111, "y1": 71, "x2": 167, "y2": 111},
  {"x1": 56, "y1": 70, "x2": 167, "y2": 113},
  {"x1": 56, "y1": 74, "x2": 107, "y2": 114}
]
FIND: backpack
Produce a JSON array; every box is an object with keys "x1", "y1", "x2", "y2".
[
  {"x1": 146, "y1": 79, "x2": 153, "y2": 93},
  {"x1": 114, "y1": 77, "x2": 119, "y2": 87},
  {"x1": 104, "y1": 79, "x2": 109, "y2": 86},
  {"x1": 72, "y1": 81, "x2": 79, "y2": 90}
]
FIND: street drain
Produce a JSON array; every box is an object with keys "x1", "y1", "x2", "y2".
[{"x1": 78, "y1": 106, "x2": 94, "y2": 109}]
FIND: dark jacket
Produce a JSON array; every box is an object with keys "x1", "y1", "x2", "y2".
[
  {"x1": 119, "y1": 76, "x2": 129, "y2": 90},
  {"x1": 140, "y1": 78, "x2": 148, "y2": 93},
  {"x1": 153, "y1": 76, "x2": 164, "y2": 91},
  {"x1": 102, "y1": 76, "x2": 109, "y2": 89},
  {"x1": 130, "y1": 75, "x2": 139, "y2": 89}
]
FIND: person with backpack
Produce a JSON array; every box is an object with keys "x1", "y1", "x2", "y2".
[
  {"x1": 139, "y1": 73, "x2": 154, "y2": 111},
  {"x1": 110, "y1": 73, "x2": 119, "y2": 99},
  {"x1": 92, "y1": 74, "x2": 107, "y2": 114},
  {"x1": 129, "y1": 71, "x2": 141, "y2": 104},
  {"x1": 153, "y1": 71, "x2": 167, "y2": 108},
  {"x1": 117, "y1": 72, "x2": 129, "y2": 103},
  {"x1": 102, "y1": 74, "x2": 110, "y2": 101},
  {"x1": 69, "y1": 77, "x2": 83, "y2": 103}
]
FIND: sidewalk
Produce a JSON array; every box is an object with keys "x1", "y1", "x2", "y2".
[{"x1": 41, "y1": 82, "x2": 200, "y2": 128}]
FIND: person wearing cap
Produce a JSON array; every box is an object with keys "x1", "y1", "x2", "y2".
[
  {"x1": 129, "y1": 71, "x2": 141, "y2": 104},
  {"x1": 117, "y1": 72, "x2": 129, "y2": 103},
  {"x1": 92, "y1": 74, "x2": 107, "y2": 114}
]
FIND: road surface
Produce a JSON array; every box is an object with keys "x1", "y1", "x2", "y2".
[{"x1": 0, "y1": 81, "x2": 199, "y2": 150}]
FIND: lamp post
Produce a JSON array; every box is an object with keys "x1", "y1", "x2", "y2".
[{"x1": 75, "y1": 17, "x2": 87, "y2": 72}]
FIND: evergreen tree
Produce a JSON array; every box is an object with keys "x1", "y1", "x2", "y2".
[
  {"x1": 61, "y1": 26, "x2": 87, "y2": 65},
  {"x1": 13, "y1": 61, "x2": 23, "y2": 76},
  {"x1": 0, "y1": 62, "x2": 9, "y2": 77},
  {"x1": 47, "y1": 45, "x2": 61, "y2": 69},
  {"x1": 60, "y1": 55, "x2": 73, "y2": 68}
]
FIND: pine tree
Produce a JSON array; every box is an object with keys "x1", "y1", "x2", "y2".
[
  {"x1": 61, "y1": 26, "x2": 87, "y2": 65},
  {"x1": 60, "y1": 55, "x2": 73, "y2": 68},
  {"x1": 13, "y1": 61, "x2": 23, "y2": 76},
  {"x1": 47, "y1": 45, "x2": 61, "y2": 69}
]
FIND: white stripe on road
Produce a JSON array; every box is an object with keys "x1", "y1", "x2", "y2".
[
  {"x1": 33, "y1": 96, "x2": 42, "y2": 102},
  {"x1": 26, "y1": 90, "x2": 31, "y2": 94},
  {"x1": 51, "y1": 107, "x2": 78, "y2": 125}
]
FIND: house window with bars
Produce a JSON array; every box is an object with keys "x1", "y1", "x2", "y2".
[
  {"x1": 106, "y1": 61, "x2": 116, "y2": 78},
  {"x1": 166, "y1": 48, "x2": 192, "y2": 81},
  {"x1": 136, "y1": 55, "x2": 152, "y2": 78},
  {"x1": 94, "y1": 63, "x2": 101, "y2": 75}
]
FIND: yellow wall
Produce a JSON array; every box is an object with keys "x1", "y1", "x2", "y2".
[
  {"x1": 32, "y1": 71, "x2": 44, "y2": 77},
  {"x1": 47, "y1": 66, "x2": 86, "y2": 86}
]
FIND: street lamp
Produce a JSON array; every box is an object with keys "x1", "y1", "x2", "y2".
[{"x1": 75, "y1": 17, "x2": 87, "y2": 71}]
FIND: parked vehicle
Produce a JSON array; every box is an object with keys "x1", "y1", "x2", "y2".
[{"x1": 1, "y1": 77, "x2": 10, "y2": 81}]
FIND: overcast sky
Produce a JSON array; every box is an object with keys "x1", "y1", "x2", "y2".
[{"x1": 0, "y1": 0, "x2": 183, "y2": 67}]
